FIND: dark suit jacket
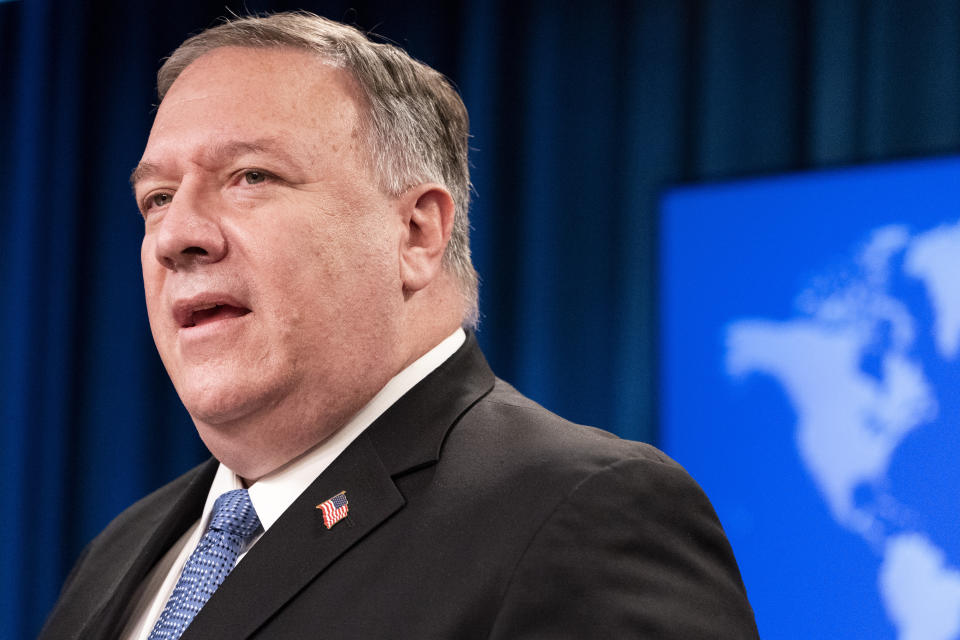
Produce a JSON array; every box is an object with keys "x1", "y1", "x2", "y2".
[{"x1": 41, "y1": 334, "x2": 759, "y2": 639}]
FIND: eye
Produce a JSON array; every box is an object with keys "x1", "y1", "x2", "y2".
[
  {"x1": 144, "y1": 192, "x2": 173, "y2": 211},
  {"x1": 244, "y1": 170, "x2": 268, "y2": 185}
]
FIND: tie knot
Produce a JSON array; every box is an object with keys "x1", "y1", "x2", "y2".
[{"x1": 209, "y1": 489, "x2": 261, "y2": 538}]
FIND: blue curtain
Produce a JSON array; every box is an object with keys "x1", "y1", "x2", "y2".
[{"x1": 3, "y1": 0, "x2": 960, "y2": 636}]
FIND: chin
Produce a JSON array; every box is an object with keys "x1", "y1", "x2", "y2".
[{"x1": 176, "y1": 376, "x2": 272, "y2": 426}]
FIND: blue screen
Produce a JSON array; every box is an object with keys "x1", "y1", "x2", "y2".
[{"x1": 660, "y1": 156, "x2": 960, "y2": 639}]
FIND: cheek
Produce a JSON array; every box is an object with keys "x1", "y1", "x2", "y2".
[
  {"x1": 281, "y1": 216, "x2": 395, "y2": 284},
  {"x1": 238, "y1": 202, "x2": 402, "y2": 321},
  {"x1": 262, "y1": 239, "x2": 397, "y2": 338}
]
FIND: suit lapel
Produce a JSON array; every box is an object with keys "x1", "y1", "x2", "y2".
[
  {"x1": 180, "y1": 433, "x2": 402, "y2": 639},
  {"x1": 77, "y1": 458, "x2": 217, "y2": 640},
  {"x1": 366, "y1": 332, "x2": 496, "y2": 476},
  {"x1": 180, "y1": 333, "x2": 495, "y2": 638}
]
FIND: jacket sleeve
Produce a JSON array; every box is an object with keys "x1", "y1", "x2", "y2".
[{"x1": 486, "y1": 456, "x2": 760, "y2": 639}]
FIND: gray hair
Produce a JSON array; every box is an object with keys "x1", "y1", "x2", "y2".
[{"x1": 157, "y1": 11, "x2": 479, "y2": 327}]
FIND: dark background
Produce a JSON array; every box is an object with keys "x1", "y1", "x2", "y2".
[{"x1": 3, "y1": 0, "x2": 960, "y2": 636}]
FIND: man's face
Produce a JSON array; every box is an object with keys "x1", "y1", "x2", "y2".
[{"x1": 135, "y1": 47, "x2": 407, "y2": 474}]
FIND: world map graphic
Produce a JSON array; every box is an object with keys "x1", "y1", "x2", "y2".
[{"x1": 726, "y1": 220, "x2": 960, "y2": 639}]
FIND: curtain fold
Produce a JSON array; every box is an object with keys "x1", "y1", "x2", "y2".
[{"x1": 4, "y1": 1, "x2": 960, "y2": 636}]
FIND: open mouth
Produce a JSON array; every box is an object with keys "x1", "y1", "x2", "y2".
[{"x1": 181, "y1": 303, "x2": 251, "y2": 328}]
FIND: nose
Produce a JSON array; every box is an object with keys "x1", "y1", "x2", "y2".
[{"x1": 152, "y1": 183, "x2": 227, "y2": 271}]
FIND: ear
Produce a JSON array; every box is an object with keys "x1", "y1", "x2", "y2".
[{"x1": 398, "y1": 183, "x2": 455, "y2": 293}]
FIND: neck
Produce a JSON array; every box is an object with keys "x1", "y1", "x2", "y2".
[{"x1": 197, "y1": 309, "x2": 463, "y2": 481}]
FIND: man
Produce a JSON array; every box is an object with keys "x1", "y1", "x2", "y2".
[{"x1": 41, "y1": 11, "x2": 759, "y2": 639}]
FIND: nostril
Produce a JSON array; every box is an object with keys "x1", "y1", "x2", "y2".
[{"x1": 153, "y1": 222, "x2": 227, "y2": 269}]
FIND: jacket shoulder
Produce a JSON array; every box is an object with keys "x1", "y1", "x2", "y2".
[
  {"x1": 84, "y1": 458, "x2": 214, "y2": 558},
  {"x1": 455, "y1": 377, "x2": 678, "y2": 479},
  {"x1": 39, "y1": 459, "x2": 215, "y2": 640},
  {"x1": 452, "y1": 379, "x2": 760, "y2": 638}
]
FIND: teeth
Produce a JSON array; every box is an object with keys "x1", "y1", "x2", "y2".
[{"x1": 195, "y1": 303, "x2": 220, "y2": 311}]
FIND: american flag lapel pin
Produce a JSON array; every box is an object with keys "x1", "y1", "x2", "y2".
[{"x1": 316, "y1": 491, "x2": 349, "y2": 529}]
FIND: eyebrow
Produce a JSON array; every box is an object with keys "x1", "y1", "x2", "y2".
[
  {"x1": 129, "y1": 161, "x2": 162, "y2": 189},
  {"x1": 129, "y1": 138, "x2": 294, "y2": 189}
]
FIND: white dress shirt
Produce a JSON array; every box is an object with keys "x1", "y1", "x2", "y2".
[{"x1": 119, "y1": 329, "x2": 466, "y2": 639}]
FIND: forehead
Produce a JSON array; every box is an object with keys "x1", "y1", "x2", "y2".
[{"x1": 140, "y1": 46, "x2": 365, "y2": 167}]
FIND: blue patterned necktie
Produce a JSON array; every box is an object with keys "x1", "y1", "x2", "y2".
[{"x1": 147, "y1": 489, "x2": 262, "y2": 640}]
